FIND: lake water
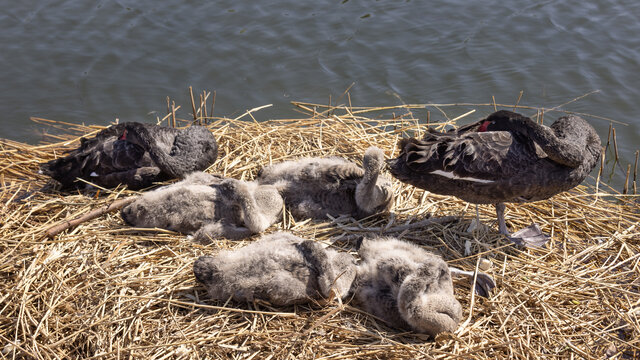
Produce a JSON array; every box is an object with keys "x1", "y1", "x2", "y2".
[{"x1": 1, "y1": 0, "x2": 638, "y2": 189}]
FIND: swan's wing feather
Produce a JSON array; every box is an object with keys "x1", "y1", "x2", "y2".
[{"x1": 401, "y1": 132, "x2": 539, "y2": 180}]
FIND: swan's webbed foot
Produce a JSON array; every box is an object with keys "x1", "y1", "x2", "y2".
[
  {"x1": 473, "y1": 272, "x2": 496, "y2": 298},
  {"x1": 508, "y1": 224, "x2": 550, "y2": 248},
  {"x1": 495, "y1": 203, "x2": 550, "y2": 248},
  {"x1": 448, "y1": 267, "x2": 496, "y2": 298}
]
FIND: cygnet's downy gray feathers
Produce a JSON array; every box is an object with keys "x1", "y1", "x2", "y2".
[
  {"x1": 355, "y1": 237, "x2": 462, "y2": 336},
  {"x1": 256, "y1": 146, "x2": 393, "y2": 220},
  {"x1": 193, "y1": 232, "x2": 357, "y2": 306},
  {"x1": 121, "y1": 172, "x2": 283, "y2": 241}
]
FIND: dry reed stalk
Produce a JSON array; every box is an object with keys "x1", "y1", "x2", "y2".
[
  {"x1": 202, "y1": 91, "x2": 208, "y2": 120},
  {"x1": 45, "y1": 196, "x2": 138, "y2": 237},
  {"x1": 513, "y1": 90, "x2": 523, "y2": 111},
  {"x1": 596, "y1": 146, "x2": 605, "y2": 195},
  {"x1": 613, "y1": 127, "x2": 620, "y2": 162},
  {"x1": 0, "y1": 97, "x2": 638, "y2": 359},
  {"x1": 188, "y1": 86, "x2": 197, "y2": 123},
  {"x1": 166, "y1": 96, "x2": 171, "y2": 122},
  {"x1": 624, "y1": 164, "x2": 631, "y2": 194},
  {"x1": 634, "y1": 150, "x2": 639, "y2": 183},
  {"x1": 210, "y1": 90, "x2": 216, "y2": 123}
]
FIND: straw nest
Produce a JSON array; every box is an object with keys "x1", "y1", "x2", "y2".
[{"x1": 1, "y1": 99, "x2": 639, "y2": 359}]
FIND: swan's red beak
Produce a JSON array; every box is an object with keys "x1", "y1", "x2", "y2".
[
  {"x1": 118, "y1": 129, "x2": 128, "y2": 140},
  {"x1": 477, "y1": 120, "x2": 490, "y2": 132}
]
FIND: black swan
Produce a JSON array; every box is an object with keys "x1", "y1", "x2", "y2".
[
  {"x1": 256, "y1": 146, "x2": 394, "y2": 220},
  {"x1": 193, "y1": 232, "x2": 357, "y2": 305},
  {"x1": 387, "y1": 110, "x2": 601, "y2": 247},
  {"x1": 40, "y1": 122, "x2": 218, "y2": 190}
]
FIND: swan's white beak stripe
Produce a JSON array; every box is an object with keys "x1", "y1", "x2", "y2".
[
  {"x1": 430, "y1": 170, "x2": 494, "y2": 183},
  {"x1": 90, "y1": 172, "x2": 99, "y2": 177}
]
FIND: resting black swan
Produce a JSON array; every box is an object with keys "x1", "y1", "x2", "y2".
[
  {"x1": 40, "y1": 122, "x2": 218, "y2": 190},
  {"x1": 387, "y1": 110, "x2": 601, "y2": 247}
]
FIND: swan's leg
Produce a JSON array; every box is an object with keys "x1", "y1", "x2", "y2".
[
  {"x1": 495, "y1": 203, "x2": 510, "y2": 235},
  {"x1": 494, "y1": 203, "x2": 549, "y2": 248},
  {"x1": 475, "y1": 204, "x2": 480, "y2": 223},
  {"x1": 448, "y1": 267, "x2": 495, "y2": 298}
]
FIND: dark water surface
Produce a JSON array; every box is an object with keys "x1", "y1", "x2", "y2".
[{"x1": 1, "y1": 0, "x2": 639, "y2": 187}]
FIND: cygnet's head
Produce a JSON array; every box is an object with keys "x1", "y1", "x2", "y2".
[{"x1": 398, "y1": 259, "x2": 462, "y2": 337}]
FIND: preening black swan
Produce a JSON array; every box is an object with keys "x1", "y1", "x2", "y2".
[
  {"x1": 387, "y1": 110, "x2": 601, "y2": 247},
  {"x1": 40, "y1": 122, "x2": 218, "y2": 190}
]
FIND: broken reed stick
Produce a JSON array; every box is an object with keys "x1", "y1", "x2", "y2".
[
  {"x1": 199, "y1": 94, "x2": 205, "y2": 120},
  {"x1": 202, "y1": 90, "x2": 208, "y2": 120},
  {"x1": 171, "y1": 101, "x2": 177, "y2": 128},
  {"x1": 491, "y1": 96, "x2": 497, "y2": 111},
  {"x1": 606, "y1": 123, "x2": 612, "y2": 151},
  {"x1": 595, "y1": 146, "x2": 605, "y2": 196},
  {"x1": 634, "y1": 150, "x2": 638, "y2": 183},
  {"x1": 166, "y1": 96, "x2": 171, "y2": 125},
  {"x1": 45, "y1": 196, "x2": 138, "y2": 237},
  {"x1": 624, "y1": 164, "x2": 631, "y2": 194},
  {"x1": 612, "y1": 127, "x2": 619, "y2": 162},
  {"x1": 189, "y1": 86, "x2": 198, "y2": 123},
  {"x1": 513, "y1": 90, "x2": 523, "y2": 111}
]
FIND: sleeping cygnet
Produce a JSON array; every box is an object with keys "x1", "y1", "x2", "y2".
[
  {"x1": 121, "y1": 172, "x2": 283, "y2": 241},
  {"x1": 355, "y1": 237, "x2": 463, "y2": 336},
  {"x1": 193, "y1": 232, "x2": 357, "y2": 306},
  {"x1": 256, "y1": 146, "x2": 394, "y2": 220}
]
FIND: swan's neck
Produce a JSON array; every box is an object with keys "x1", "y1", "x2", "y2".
[
  {"x1": 147, "y1": 147, "x2": 184, "y2": 178},
  {"x1": 131, "y1": 125, "x2": 185, "y2": 178},
  {"x1": 519, "y1": 118, "x2": 586, "y2": 168}
]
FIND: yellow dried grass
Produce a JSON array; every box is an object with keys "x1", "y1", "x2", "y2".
[{"x1": 0, "y1": 99, "x2": 638, "y2": 359}]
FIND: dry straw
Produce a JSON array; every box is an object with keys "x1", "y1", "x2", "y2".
[{"x1": 1, "y1": 96, "x2": 639, "y2": 359}]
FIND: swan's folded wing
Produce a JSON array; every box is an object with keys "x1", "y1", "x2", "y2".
[{"x1": 402, "y1": 131, "x2": 540, "y2": 181}]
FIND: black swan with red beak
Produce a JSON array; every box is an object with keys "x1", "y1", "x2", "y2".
[
  {"x1": 40, "y1": 122, "x2": 218, "y2": 190},
  {"x1": 387, "y1": 110, "x2": 601, "y2": 247}
]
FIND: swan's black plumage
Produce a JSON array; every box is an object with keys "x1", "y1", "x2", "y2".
[
  {"x1": 387, "y1": 110, "x2": 601, "y2": 246},
  {"x1": 40, "y1": 122, "x2": 218, "y2": 190}
]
